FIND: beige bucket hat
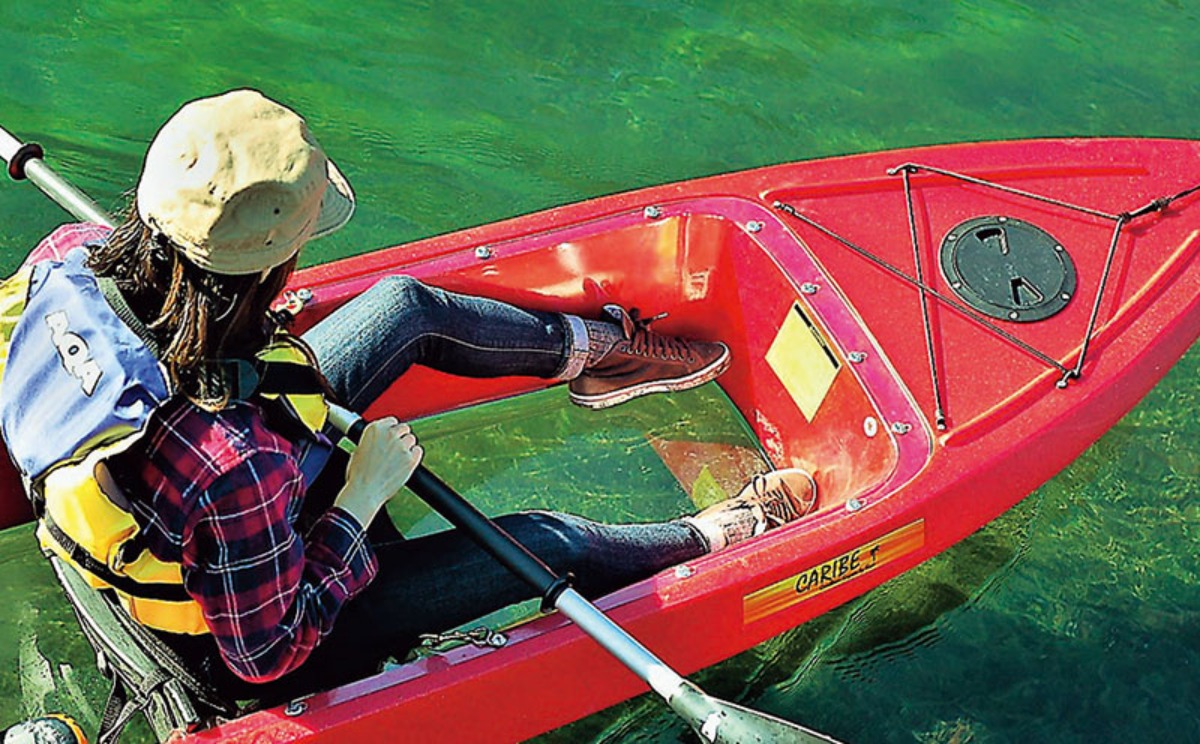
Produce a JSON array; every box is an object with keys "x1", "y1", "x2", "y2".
[{"x1": 136, "y1": 89, "x2": 355, "y2": 275}]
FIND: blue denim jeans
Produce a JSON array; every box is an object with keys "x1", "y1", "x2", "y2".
[
  {"x1": 217, "y1": 276, "x2": 706, "y2": 701},
  {"x1": 303, "y1": 275, "x2": 576, "y2": 409}
]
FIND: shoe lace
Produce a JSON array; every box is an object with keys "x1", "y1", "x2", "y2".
[
  {"x1": 753, "y1": 474, "x2": 801, "y2": 527},
  {"x1": 624, "y1": 308, "x2": 696, "y2": 363}
]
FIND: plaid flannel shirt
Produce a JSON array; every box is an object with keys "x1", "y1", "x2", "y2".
[{"x1": 118, "y1": 399, "x2": 378, "y2": 682}]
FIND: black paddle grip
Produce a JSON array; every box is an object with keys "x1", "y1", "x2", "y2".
[{"x1": 8, "y1": 142, "x2": 44, "y2": 181}]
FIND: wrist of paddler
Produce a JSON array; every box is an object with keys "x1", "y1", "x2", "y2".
[{"x1": 332, "y1": 416, "x2": 424, "y2": 530}]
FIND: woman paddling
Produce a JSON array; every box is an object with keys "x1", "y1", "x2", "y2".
[{"x1": 0, "y1": 89, "x2": 817, "y2": 706}]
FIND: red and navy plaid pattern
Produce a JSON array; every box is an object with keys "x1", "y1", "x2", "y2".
[
  {"x1": 26, "y1": 222, "x2": 111, "y2": 265},
  {"x1": 117, "y1": 398, "x2": 378, "y2": 682}
]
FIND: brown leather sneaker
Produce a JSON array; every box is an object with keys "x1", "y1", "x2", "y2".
[
  {"x1": 683, "y1": 468, "x2": 817, "y2": 552},
  {"x1": 568, "y1": 304, "x2": 731, "y2": 410}
]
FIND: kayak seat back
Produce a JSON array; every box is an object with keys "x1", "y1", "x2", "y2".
[{"x1": 48, "y1": 556, "x2": 237, "y2": 742}]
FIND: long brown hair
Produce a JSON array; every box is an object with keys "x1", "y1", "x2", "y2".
[{"x1": 88, "y1": 203, "x2": 297, "y2": 408}]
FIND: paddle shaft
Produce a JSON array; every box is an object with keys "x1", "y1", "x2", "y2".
[
  {"x1": 330, "y1": 406, "x2": 842, "y2": 743},
  {"x1": 0, "y1": 125, "x2": 114, "y2": 227}
]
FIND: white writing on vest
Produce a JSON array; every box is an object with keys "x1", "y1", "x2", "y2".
[{"x1": 45, "y1": 310, "x2": 103, "y2": 395}]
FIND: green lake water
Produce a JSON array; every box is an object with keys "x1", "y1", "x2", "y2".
[{"x1": 1, "y1": 2, "x2": 1198, "y2": 742}]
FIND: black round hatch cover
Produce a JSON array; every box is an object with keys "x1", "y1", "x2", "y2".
[{"x1": 939, "y1": 216, "x2": 1076, "y2": 322}]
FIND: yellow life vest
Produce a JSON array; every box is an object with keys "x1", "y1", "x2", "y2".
[
  {"x1": 38, "y1": 336, "x2": 331, "y2": 633},
  {"x1": 34, "y1": 336, "x2": 331, "y2": 635}
]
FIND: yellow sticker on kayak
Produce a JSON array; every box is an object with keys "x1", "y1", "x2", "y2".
[
  {"x1": 743, "y1": 520, "x2": 925, "y2": 624},
  {"x1": 765, "y1": 303, "x2": 839, "y2": 422}
]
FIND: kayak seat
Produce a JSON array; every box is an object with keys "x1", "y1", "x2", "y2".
[{"x1": 47, "y1": 555, "x2": 237, "y2": 743}]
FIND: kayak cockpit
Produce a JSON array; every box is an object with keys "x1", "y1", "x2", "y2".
[{"x1": 292, "y1": 196, "x2": 931, "y2": 523}]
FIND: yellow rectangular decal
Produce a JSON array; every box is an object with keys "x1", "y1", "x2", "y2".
[
  {"x1": 765, "y1": 303, "x2": 840, "y2": 422},
  {"x1": 744, "y1": 520, "x2": 925, "y2": 624}
]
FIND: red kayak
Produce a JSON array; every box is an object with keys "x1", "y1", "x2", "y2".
[{"x1": 4, "y1": 138, "x2": 1200, "y2": 742}]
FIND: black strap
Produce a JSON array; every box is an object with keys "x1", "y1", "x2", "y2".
[
  {"x1": 42, "y1": 515, "x2": 192, "y2": 603},
  {"x1": 227, "y1": 358, "x2": 328, "y2": 399},
  {"x1": 97, "y1": 674, "x2": 144, "y2": 744}
]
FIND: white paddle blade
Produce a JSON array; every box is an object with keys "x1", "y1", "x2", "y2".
[{"x1": 670, "y1": 682, "x2": 844, "y2": 744}]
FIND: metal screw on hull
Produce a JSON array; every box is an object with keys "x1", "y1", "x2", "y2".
[
  {"x1": 863, "y1": 417, "x2": 879, "y2": 438},
  {"x1": 846, "y1": 498, "x2": 864, "y2": 512},
  {"x1": 284, "y1": 700, "x2": 307, "y2": 717},
  {"x1": 643, "y1": 205, "x2": 663, "y2": 219},
  {"x1": 486, "y1": 632, "x2": 509, "y2": 648},
  {"x1": 746, "y1": 221, "x2": 764, "y2": 233},
  {"x1": 800, "y1": 283, "x2": 819, "y2": 295},
  {"x1": 890, "y1": 422, "x2": 912, "y2": 434},
  {"x1": 475, "y1": 246, "x2": 493, "y2": 260},
  {"x1": 847, "y1": 351, "x2": 867, "y2": 363}
]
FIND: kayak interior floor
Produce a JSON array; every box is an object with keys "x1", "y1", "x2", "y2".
[{"x1": 386, "y1": 381, "x2": 769, "y2": 644}]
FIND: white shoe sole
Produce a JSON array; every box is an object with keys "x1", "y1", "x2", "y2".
[{"x1": 569, "y1": 344, "x2": 731, "y2": 410}]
